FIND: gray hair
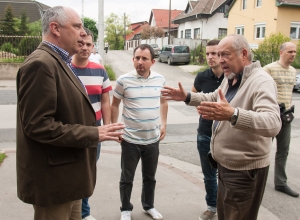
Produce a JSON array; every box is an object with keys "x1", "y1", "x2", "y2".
[
  {"x1": 42, "y1": 6, "x2": 69, "y2": 35},
  {"x1": 228, "y1": 34, "x2": 252, "y2": 61}
]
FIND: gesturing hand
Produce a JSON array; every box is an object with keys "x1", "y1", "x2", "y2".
[
  {"x1": 161, "y1": 82, "x2": 188, "y2": 101},
  {"x1": 197, "y1": 89, "x2": 235, "y2": 121},
  {"x1": 98, "y1": 123, "x2": 125, "y2": 142}
]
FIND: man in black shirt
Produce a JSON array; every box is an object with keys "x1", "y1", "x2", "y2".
[{"x1": 192, "y1": 40, "x2": 224, "y2": 220}]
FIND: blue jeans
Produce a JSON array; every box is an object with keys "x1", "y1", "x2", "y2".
[
  {"x1": 274, "y1": 123, "x2": 291, "y2": 186},
  {"x1": 82, "y1": 143, "x2": 101, "y2": 218},
  {"x1": 197, "y1": 133, "x2": 217, "y2": 210}
]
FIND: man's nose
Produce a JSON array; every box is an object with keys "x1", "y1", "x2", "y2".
[{"x1": 80, "y1": 27, "x2": 87, "y2": 37}]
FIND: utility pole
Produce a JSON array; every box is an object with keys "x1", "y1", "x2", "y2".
[
  {"x1": 82, "y1": 0, "x2": 84, "y2": 25},
  {"x1": 124, "y1": 12, "x2": 126, "y2": 50},
  {"x1": 98, "y1": 0, "x2": 104, "y2": 64},
  {"x1": 168, "y1": 0, "x2": 171, "y2": 44}
]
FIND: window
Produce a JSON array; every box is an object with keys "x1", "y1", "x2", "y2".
[
  {"x1": 256, "y1": 0, "x2": 262, "y2": 7},
  {"x1": 181, "y1": 31, "x2": 183, "y2": 38},
  {"x1": 255, "y1": 24, "x2": 265, "y2": 39},
  {"x1": 242, "y1": 0, "x2": 247, "y2": 10},
  {"x1": 290, "y1": 22, "x2": 300, "y2": 39},
  {"x1": 185, "y1": 29, "x2": 191, "y2": 39},
  {"x1": 236, "y1": 26, "x2": 244, "y2": 35},
  {"x1": 194, "y1": 28, "x2": 200, "y2": 39},
  {"x1": 218, "y1": 28, "x2": 227, "y2": 39}
]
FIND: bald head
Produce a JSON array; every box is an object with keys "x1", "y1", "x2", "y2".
[{"x1": 279, "y1": 42, "x2": 296, "y2": 66}]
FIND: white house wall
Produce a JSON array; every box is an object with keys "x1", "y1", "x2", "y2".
[{"x1": 177, "y1": 13, "x2": 228, "y2": 40}]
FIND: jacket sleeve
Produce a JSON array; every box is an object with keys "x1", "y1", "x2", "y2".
[
  {"x1": 233, "y1": 78, "x2": 281, "y2": 137},
  {"x1": 17, "y1": 57, "x2": 99, "y2": 148}
]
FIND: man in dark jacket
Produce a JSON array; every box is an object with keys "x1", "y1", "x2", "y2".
[{"x1": 16, "y1": 6, "x2": 124, "y2": 220}]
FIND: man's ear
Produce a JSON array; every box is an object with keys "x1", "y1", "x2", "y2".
[{"x1": 49, "y1": 22, "x2": 60, "y2": 37}]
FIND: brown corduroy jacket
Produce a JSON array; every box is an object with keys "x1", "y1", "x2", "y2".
[{"x1": 16, "y1": 42, "x2": 99, "y2": 207}]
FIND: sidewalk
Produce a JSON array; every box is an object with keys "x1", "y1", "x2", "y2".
[{"x1": 0, "y1": 144, "x2": 279, "y2": 220}]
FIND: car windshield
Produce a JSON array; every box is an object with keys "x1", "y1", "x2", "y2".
[
  {"x1": 174, "y1": 46, "x2": 189, "y2": 53},
  {"x1": 150, "y1": 44, "x2": 158, "y2": 48}
]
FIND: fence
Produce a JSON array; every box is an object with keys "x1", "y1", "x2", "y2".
[{"x1": 0, "y1": 35, "x2": 42, "y2": 59}]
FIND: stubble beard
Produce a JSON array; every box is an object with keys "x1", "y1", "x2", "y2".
[{"x1": 226, "y1": 72, "x2": 236, "y2": 80}]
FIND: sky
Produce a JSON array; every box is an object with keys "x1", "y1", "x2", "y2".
[{"x1": 37, "y1": 0, "x2": 187, "y2": 23}]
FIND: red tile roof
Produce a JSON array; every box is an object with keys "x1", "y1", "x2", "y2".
[
  {"x1": 149, "y1": 9, "x2": 183, "y2": 29},
  {"x1": 126, "y1": 21, "x2": 148, "y2": 41}
]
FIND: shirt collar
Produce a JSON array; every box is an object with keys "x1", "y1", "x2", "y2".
[
  {"x1": 132, "y1": 70, "x2": 153, "y2": 79},
  {"x1": 43, "y1": 41, "x2": 72, "y2": 65}
]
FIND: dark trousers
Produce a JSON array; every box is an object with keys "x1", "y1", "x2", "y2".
[
  {"x1": 197, "y1": 133, "x2": 217, "y2": 209},
  {"x1": 120, "y1": 140, "x2": 159, "y2": 211},
  {"x1": 274, "y1": 123, "x2": 291, "y2": 186},
  {"x1": 217, "y1": 164, "x2": 269, "y2": 220}
]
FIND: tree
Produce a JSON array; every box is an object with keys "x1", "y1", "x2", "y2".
[
  {"x1": 0, "y1": 4, "x2": 18, "y2": 35},
  {"x1": 141, "y1": 24, "x2": 164, "y2": 39},
  {"x1": 141, "y1": 24, "x2": 151, "y2": 39},
  {"x1": 105, "y1": 13, "x2": 131, "y2": 50},
  {"x1": 292, "y1": 40, "x2": 300, "y2": 68},
  {"x1": 252, "y1": 32, "x2": 290, "y2": 66},
  {"x1": 83, "y1": 17, "x2": 98, "y2": 41},
  {"x1": 28, "y1": 19, "x2": 42, "y2": 36},
  {"x1": 150, "y1": 26, "x2": 164, "y2": 39},
  {"x1": 19, "y1": 8, "x2": 29, "y2": 35}
]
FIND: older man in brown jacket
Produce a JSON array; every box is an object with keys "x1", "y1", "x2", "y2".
[{"x1": 16, "y1": 6, "x2": 124, "y2": 220}]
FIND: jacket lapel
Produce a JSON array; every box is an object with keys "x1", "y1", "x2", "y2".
[{"x1": 37, "y1": 43, "x2": 90, "y2": 101}]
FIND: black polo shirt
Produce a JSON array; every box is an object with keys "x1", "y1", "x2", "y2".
[{"x1": 194, "y1": 68, "x2": 224, "y2": 136}]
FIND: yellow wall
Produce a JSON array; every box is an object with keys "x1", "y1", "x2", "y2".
[
  {"x1": 228, "y1": 0, "x2": 300, "y2": 46},
  {"x1": 276, "y1": 7, "x2": 300, "y2": 45}
]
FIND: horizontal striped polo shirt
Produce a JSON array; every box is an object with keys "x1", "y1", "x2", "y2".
[
  {"x1": 263, "y1": 61, "x2": 296, "y2": 109},
  {"x1": 72, "y1": 61, "x2": 112, "y2": 126},
  {"x1": 114, "y1": 70, "x2": 166, "y2": 145}
]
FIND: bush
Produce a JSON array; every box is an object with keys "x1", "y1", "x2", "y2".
[
  {"x1": 252, "y1": 32, "x2": 290, "y2": 67},
  {"x1": 1, "y1": 42, "x2": 14, "y2": 52},
  {"x1": 292, "y1": 40, "x2": 300, "y2": 68},
  {"x1": 104, "y1": 64, "x2": 116, "y2": 81},
  {"x1": 0, "y1": 152, "x2": 7, "y2": 165},
  {"x1": 18, "y1": 36, "x2": 41, "y2": 56}
]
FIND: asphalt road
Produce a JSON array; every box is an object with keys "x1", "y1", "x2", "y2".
[{"x1": 1, "y1": 50, "x2": 300, "y2": 219}]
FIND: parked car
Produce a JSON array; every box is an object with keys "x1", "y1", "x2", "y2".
[
  {"x1": 158, "y1": 45, "x2": 190, "y2": 65},
  {"x1": 149, "y1": 44, "x2": 161, "y2": 57},
  {"x1": 294, "y1": 72, "x2": 300, "y2": 91}
]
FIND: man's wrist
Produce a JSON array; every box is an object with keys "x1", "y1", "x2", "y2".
[{"x1": 184, "y1": 92, "x2": 191, "y2": 103}]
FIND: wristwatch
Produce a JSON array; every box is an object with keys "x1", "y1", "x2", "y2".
[{"x1": 230, "y1": 108, "x2": 239, "y2": 125}]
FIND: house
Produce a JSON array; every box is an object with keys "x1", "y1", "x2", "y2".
[
  {"x1": 149, "y1": 9, "x2": 183, "y2": 38},
  {"x1": 0, "y1": 0, "x2": 50, "y2": 23},
  {"x1": 125, "y1": 21, "x2": 148, "y2": 50},
  {"x1": 173, "y1": 0, "x2": 233, "y2": 40},
  {"x1": 227, "y1": 0, "x2": 300, "y2": 48}
]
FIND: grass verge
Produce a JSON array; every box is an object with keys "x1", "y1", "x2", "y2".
[
  {"x1": 104, "y1": 64, "x2": 116, "y2": 81},
  {"x1": 0, "y1": 152, "x2": 7, "y2": 165},
  {"x1": 190, "y1": 65, "x2": 209, "y2": 75},
  {"x1": 0, "y1": 57, "x2": 25, "y2": 63}
]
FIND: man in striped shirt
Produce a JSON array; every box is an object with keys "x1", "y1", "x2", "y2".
[
  {"x1": 264, "y1": 42, "x2": 299, "y2": 198},
  {"x1": 72, "y1": 28, "x2": 112, "y2": 220},
  {"x1": 111, "y1": 44, "x2": 168, "y2": 220}
]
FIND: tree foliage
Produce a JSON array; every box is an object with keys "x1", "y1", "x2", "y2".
[
  {"x1": 141, "y1": 24, "x2": 164, "y2": 39},
  {"x1": 292, "y1": 40, "x2": 300, "y2": 68},
  {"x1": 28, "y1": 19, "x2": 42, "y2": 36},
  {"x1": 19, "y1": 8, "x2": 29, "y2": 35},
  {"x1": 83, "y1": 17, "x2": 98, "y2": 41},
  {"x1": 105, "y1": 13, "x2": 131, "y2": 50},
  {"x1": 252, "y1": 32, "x2": 290, "y2": 66},
  {"x1": 141, "y1": 24, "x2": 151, "y2": 39},
  {"x1": 0, "y1": 4, "x2": 18, "y2": 35}
]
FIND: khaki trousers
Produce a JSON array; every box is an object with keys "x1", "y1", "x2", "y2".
[{"x1": 33, "y1": 200, "x2": 81, "y2": 220}]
